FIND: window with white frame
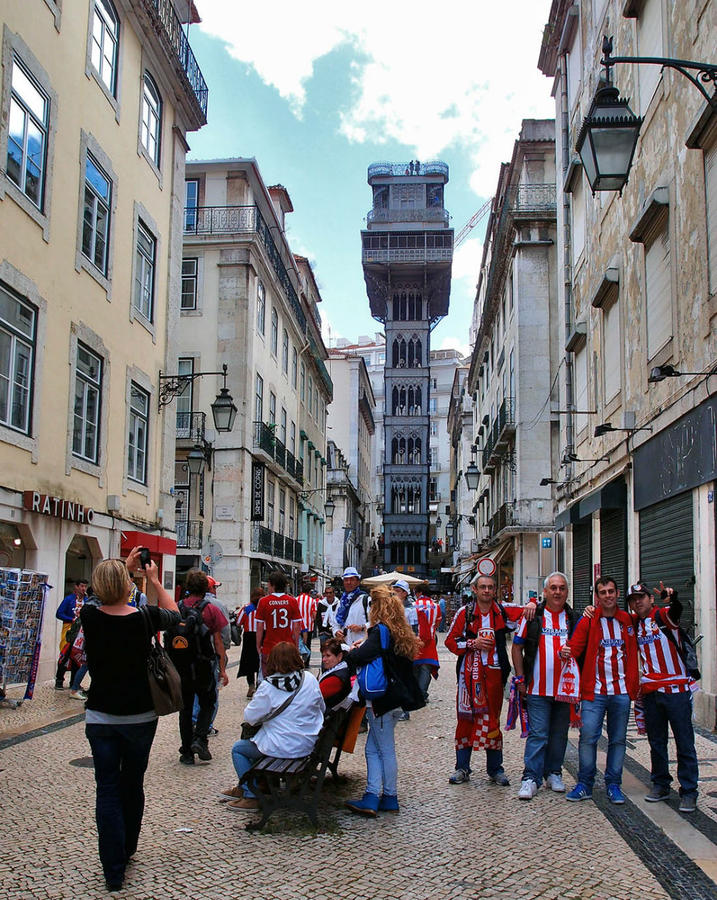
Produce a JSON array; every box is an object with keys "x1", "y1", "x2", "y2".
[
  {"x1": 133, "y1": 220, "x2": 156, "y2": 321},
  {"x1": 266, "y1": 479, "x2": 274, "y2": 530},
  {"x1": 269, "y1": 391, "x2": 276, "y2": 425},
  {"x1": 175, "y1": 357, "x2": 193, "y2": 435},
  {"x1": 127, "y1": 381, "x2": 149, "y2": 483},
  {"x1": 289, "y1": 497, "x2": 295, "y2": 539},
  {"x1": 82, "y1": 154, "x2": 111, "y2": 274},
  {"x1": 300, "y1": 362, "x2": 305, "y2": 402},
  {"x1": 644, "y1": 222, "x2": 672, "y2": 358},
  {"x1": 308, "y1": 376, "x2": 313, "y2": 414},
  {"x1": 7, "y1": 58, "x2": 48, "y2": 210},
  {"x1": 257, "y1": 281, "x2": 265, "y2": 334},
  {"x1": 279, "y1": 488, "x2": 286, "y2": 534},
  {"x1": 602, "y1": 295, "x2": 621, "y2": 404},
  {"x1": 282, "y1": 329, "x2": 289, "y2": 375},
  {"x1": 72, "y1": 343, "x2": 102, "y2": 463},
  {"x1": 254, "y1": 373, "x2": 263, "y2": 422},
  {"x1": 566, "y1": 24, "x2": 582, "y2": 110},
  {"x1": 181, "y1": 258, "x2": 198, "y2": 310},
  {"x1": 314, "y1": 387, "x2": 318, "y2": 419},
  {"x1": 571, "y1": 176, "x2": 585, "y2": 265},
  {"x1": 291, "y1": 346, "x2": 297, "y2": 388},
  {"x1": 636, "y1": 0, "x2": 663, "y2": 115},
  {"x1": 0, "y1": 282, "x2": 36, "y2": 435},
  {"x1": 184, "y1": 179, "x2": 198, "y2": 232},
  {"x1": 91, "y1": 0, "x2": 119, "y2": 95},
  {"x1": 140, "y1": 72, "x2": 161, "y2": 166},
  {"x1": 290, "y1": 420, "x2": 296, "y2": 455},
  {"x1": 280, "y1": 407, "x2": 287, "y2": 444},
  {"x1": 270, "y1": 307, "x2": 278, "y2": 355}
]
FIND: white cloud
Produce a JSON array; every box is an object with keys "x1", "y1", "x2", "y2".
[
  {"x1": 437, "y1": 336, "x2": 470, "y2": 359},
  {"x1": 199, "y1": 2, "x2": 554, "y2": 192}
]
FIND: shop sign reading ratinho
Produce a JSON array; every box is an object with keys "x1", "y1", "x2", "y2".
[{"x1": 23, "y1": 491, "x2": 95, "y2": 524}]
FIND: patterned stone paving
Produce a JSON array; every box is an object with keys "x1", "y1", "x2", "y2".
[{"x1": 1, "y1": 638, "x2": 715, "y2": 899}]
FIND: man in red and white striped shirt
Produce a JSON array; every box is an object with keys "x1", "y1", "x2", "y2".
[
  {"x1": 512, "y1": 572, "x2": 576, "y2": 800},
  {"x1": 296, "y1": 585, "x2": 318, "y2": 667},
  {"x1": 628, "y1": 581, "x2": 699, "y2": 812},
  {"x1": 563, "y1": 576, "x2": 639, "y2": 804}
]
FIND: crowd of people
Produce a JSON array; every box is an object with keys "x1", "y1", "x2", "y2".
[{"x1": 65, "y1": 552, "x2": 702, "y2": 893}]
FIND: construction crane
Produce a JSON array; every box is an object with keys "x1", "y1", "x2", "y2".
[{"x1": 453, "y1": 197, "x2": 493, "y2": 249}]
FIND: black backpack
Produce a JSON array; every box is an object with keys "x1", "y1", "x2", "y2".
[{"x1": 165, "y1": 598, "x2": 215, "y2": 670}]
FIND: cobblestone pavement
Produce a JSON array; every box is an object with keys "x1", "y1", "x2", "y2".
[{"x1": 1, "y1": 638, "x2": 716, "y2": 900}]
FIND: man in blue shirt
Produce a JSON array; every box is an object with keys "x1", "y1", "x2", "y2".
[{"x1": 55, "y1": 579, "x2": 88, "y2": 689}]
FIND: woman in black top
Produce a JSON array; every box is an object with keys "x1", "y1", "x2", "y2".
[{"x1": 80, "y1": 547, "x2": 179, "y2": 893}]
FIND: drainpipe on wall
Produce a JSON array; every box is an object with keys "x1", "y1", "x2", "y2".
[{"x1": 559, "y1": 51, "x2": 575, "y2": 481}]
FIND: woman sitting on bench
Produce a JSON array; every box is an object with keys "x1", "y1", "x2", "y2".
[
  {"x1": 318, "y1": 638, "x2": 352, "y2": 708},
  {"x1": 223, "y1": 641, "x2": 325, "y2": 811}
]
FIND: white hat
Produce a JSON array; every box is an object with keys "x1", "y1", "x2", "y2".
[
  {"x1": 342, "y1": 567, "x2": 360, "y2": 579},
  {"x1": 394, "y1": 579, "x2": 410, "y2": 594}
]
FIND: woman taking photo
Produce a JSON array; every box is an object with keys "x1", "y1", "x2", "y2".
[
  {"x1": 80, "y1": 547, "x2": 179, "y2": 892},
  {"x1": 223, "y1": 641, "x2": 325, "y2": 811},
  {"x1": 344, "y1": 585, "x2": 422, "y2": 816}
]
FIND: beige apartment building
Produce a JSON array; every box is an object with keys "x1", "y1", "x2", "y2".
[
  {"x1": 0, "y1": 0, "x2": 207, "y2": 679},
  {"x1": 177, "y1": 159, "x2": 332, "y2": 598},
  {"x1": 539, "y1": 0, "x2": 716, "y2": 724}
]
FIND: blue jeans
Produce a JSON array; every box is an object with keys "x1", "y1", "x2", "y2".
[
  {"x1": 86, "y1": 720, "x2": 158, "y2": 884},
  {"x1": 231, "y1": 738, "x2": 263, "y2": 798},
  {"x1": 577, "y1": 694, "x2": 631, "y2": 790},
  {"x1": 455, "y1": 746, "x2": 505, "y2": 778},
  {"x1": 415, "y1": 664, "x2": 433, "y2": 700},
  {"x1": 71, "y1": 663, "x2": 88, "y2": 691},
  {"x1": 522, "y1": 694, "x2": 571, "y2": 784},
  {"x1": 365, "y1": 707, "x2": 401, "y2": 797},
  {"x1": 642, "y1": 690, "x2": 699, "y2": 797}
]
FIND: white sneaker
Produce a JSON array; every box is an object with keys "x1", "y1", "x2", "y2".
[
  {"x1": 518, "y1": 779, "x2": 538, "y2": 800},
  {"x1": 546, "y1": 773, "x2": 566, "y2": 793}
]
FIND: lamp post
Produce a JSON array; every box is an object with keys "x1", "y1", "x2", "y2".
[
  {"x1": 578, "y1": 36, "x2": 717, "y2": 193},
  {"x1": 158, "y1": 363, "x2": 237, "y2": 433}
]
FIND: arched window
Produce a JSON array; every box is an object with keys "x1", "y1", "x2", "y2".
[
  {"x1": 141, "y1": 72, "x2": 162, "y2": 165},
  {"x1": 392, "y1": 339, "x2": 399, "y2": 367},
  {"x1": 392, "y1": 386, "x2": 399, "y2": 415},
  {"x1": 91, "y1": 0, "x2": 120, "y2": 95}
]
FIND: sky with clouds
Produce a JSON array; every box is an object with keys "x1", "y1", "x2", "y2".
[{"x1": 189, "y1": 1, "x2": 555, "y2": 357}]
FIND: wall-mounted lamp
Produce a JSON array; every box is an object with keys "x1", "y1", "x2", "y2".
[
  {"x1": 158, "y1": 363, "x2": 237, "y2": 433},
  {"x1": 594, "y1": 421, "x2": 652, "y2": 437},
  {"x1": 648, "y1": 363, "x2": 716, "y2": 384}
]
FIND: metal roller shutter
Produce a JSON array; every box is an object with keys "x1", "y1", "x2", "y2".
[
  {"x1": 600, "y1": 508, "x2": 627, "y2": 596},
  {"x1": 639, "y1": 491, "x2": 695, "y2": 634},
  {"x1": 572, "y1": 521, "x2": 592, "y2": 616}
]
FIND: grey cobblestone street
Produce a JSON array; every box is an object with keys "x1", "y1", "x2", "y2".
[{"x1": 1, "y1": 638, "x2": 716, "y2": 900}]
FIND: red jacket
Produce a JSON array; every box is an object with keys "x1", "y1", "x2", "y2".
[{"x1": 568, "y1": 609, "x2": 639, "y2": 701}]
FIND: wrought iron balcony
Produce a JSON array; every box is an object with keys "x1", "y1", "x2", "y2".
[
  {"x1": 253, "y1": 421, "x2": 303, "y2": 484},
  {"x1": 362, "y1": 245, "x2": 453, "y2": 265},
  {"x1": 489, "y1": 502, "x2": 513, "y2": 537},
  {"x1": 367, "y1": 208, "x2": 450, "y2": 225},
  {"x1": 368, "y1": 161, "x2": 449, "y2": 179},
  {"x1": 513, "y1": 183, "x2": 556, "y2": 217},
  {"x1": 185, "y1": 205, "x2": 306, "y2": 333},
  {"x1": 251, "y1": 524, "x2": 273, "y2": 555},
  {"x1": 251, "y1": 525, "x2": 303, "y2": 563},
  {"x1": 494, "y1": 398, "x2": 516, "y2": 451},
  {"x1": 176, "y1": 410, "x2": 206, "y2": 442},
  {"x1": 142, "y1": 0, "x2": 208, "y2": 123},
  {"x1": 176, "y1": 519, "x2": 203, "y2": 549}
]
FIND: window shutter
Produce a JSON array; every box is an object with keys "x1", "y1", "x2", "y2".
[
  {"x1": 645, "y1": 228, "x2": 671, "y2": 357},
  {"x1": 603, "y1": 297, "x2": 621, "y2": 402},
  {"x1": 637, "y1": 0, "x2": 663, "y2": 114}
]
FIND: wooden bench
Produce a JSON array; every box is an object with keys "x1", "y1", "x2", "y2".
[{"x1": 240, "y1": 707, "x2": 348, "y2": 830}]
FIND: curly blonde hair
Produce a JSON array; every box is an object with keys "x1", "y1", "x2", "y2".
[{"x1": 368, "y1": 585, "x2": 420, "y2": 659}]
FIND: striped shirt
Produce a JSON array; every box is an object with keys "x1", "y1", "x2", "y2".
[
  {"x1": 237, "y1": 606, "x2": 257, "y2": 632},
  {"x1": 594, "y1": 617, "x2": 628, "y2": 695},
  {"x1": 296, "y1": 593, "x2": 318, "y2": 632},
  {"x1": 414, "y1": 597, "x2": 441, "y2": 634},
  {"x1": 635, "y1": 607, "x2": 690, "y2": 693},
  {"x1": 515, "y1": 609, "x2": 569, "y2": 698}
]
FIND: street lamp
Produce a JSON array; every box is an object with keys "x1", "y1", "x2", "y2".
[
  {"x1": 464, "y1": 461, "x2": 481, "y2": 491},
  {"x1": 579, "y1": 35, "x2": 717, "y2": 193},
  {"x1": 435, "y1": 515, "x2": 442, "y2": 528},
  {"x1": 158, "y1": 363, "x2": 237, "y2": 433},
  {"x1": 594, "y1": 421, "x2": 652, "y2": 437},
  {"x1": 324, "y1": 496, "x2": 336, "y2": 518},
  {"x1": 648, "y1": 363, "x2": 716, "y2": 383},
  {"x1": 186, "y1": 445, "x2": 207, "y2": 477}
]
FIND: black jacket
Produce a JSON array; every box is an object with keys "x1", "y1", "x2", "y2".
[{"x1": 346, "y1": 625, "x2": 425, "y2": 716}]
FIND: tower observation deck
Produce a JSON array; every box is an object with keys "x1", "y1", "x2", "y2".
[{"x1": 361, "y1": 160, "x2": 453, "y2": 575}]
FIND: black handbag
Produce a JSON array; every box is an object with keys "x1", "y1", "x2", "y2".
[{"x1": 141, "y1": 607, "x2": 184, "y2": 716}]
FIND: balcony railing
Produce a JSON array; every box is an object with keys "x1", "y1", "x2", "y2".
[
  {"x1": 494, "y1": 397, "x2": 515, "y2": 449},
  {"x1": 253, "y1": 421, "x2": 303, "y2": 484},
  {"x1": 176, "y1": 410, "x2": 206, "y2": 442},
  {"x1": 185, "y1": 205, "x2": 306, "y2": 333},
  {"x1": 514, "y1": 183, "x2": 556, "y2": 214},
  {"x1": 142, "y1": 0, "x2": 208, "y2": 122},
  {"x1": 367, "y1": 208, "x2": 450, "y2": 225},
  {"x1": 251, "y1": 525, "x2": 303, "y2": 563},
  {"x1": 368, "y1": 161, "x2": 449, "y2": 179},
  {"x1": 489, "y1": 503, "x2": 513, "y2": 537},
  {"x1": 176, "y1": 519, "x2": 203, "y2": 549},
  {"x1": 362, "y1": 246, "x2": 453, "y2": 265}
]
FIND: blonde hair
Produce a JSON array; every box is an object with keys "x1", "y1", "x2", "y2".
[
  {"x1": 369, "y1": 586, "x2": 420, "y2": 660},
  {"x1": 92, "y1": 559, "x2": 132, "y2": 606}
]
